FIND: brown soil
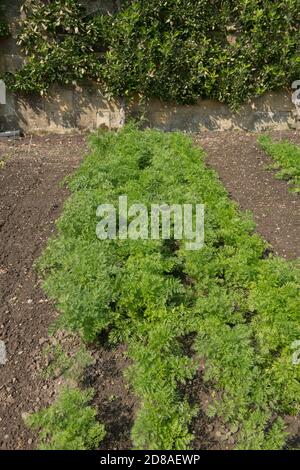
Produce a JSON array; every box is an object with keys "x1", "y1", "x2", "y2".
[
  {"x1": 194, "y1": 130, "x2": 300, "y2": 260},
  {"x1": 0, "y1": 134, "x2": 86, "y2": 449},
  {"x1": 86, "y1": 343, "x2": 137, "y2": 450}
]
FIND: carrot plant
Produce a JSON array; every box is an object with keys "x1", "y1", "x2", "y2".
[
  {"x1": 37, "y1": 125, "x2": 300, "y2": 450},
  {"x1": 258, "y1": 136, "x2": 300, "y2": 192},
  {"x1": 26, "y1": 387, "x2": 105, "y2": 450}
]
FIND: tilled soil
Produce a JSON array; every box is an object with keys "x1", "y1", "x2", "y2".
[
  {"x1": 0, "y1": 131, "x2": 299, "y2": 450},
  {"x1": 0, "y1": 135, "x2": 86, "y2": 449},
  {"x1": 194, "y1": 130, "x2": 300, "y2": 260}
]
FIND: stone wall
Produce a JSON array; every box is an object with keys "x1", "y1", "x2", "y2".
[
  {"x1": 0, "y1": 1, "x2": 298, "y2": 133},
  {"x1": 133, "y1": 91, "x2": 297, "y2": 133},
  {"x1": 2, "y1": 83, "x2": 122, "y2": 133},
  {"x1": 1, "y1": 85, "x2": 296, "y2": 134}
]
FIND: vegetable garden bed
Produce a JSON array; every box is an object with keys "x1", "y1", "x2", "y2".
[{"x1": 31, "y1": 126, "x2": 299, "y2": 450}]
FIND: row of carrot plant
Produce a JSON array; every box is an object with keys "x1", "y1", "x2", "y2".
[
  {"x1": 259, "y1": 136, "x2": 300, "y2": 192},
  {"x1": 31, "y1": 125, "x2": 299, "y2": 450}
]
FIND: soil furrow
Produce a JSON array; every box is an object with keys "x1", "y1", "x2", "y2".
[{"x1": 194, "y1": 131, "x2": 300, "y2": 260}]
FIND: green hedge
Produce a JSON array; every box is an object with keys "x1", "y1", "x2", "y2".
[
  {"x1": 0, "y1": 1, "x2": 9, "y2": 37},
  {"x1": 5, "y1": 0, "x2": 300, "y2": 108}
]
